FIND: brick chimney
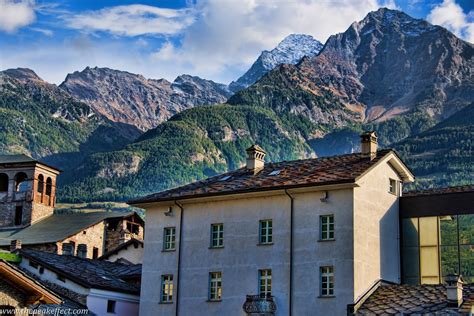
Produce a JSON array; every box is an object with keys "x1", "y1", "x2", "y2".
[
  {"x1": 446, "y1": 274, "x2": 463, "y2": 307},
  {"x1": 10, "y1": 240, "x2": 21, "y2": 252},
  {"x1": 360, "y1": 131, "x2": 378, "y2": 159},
  {"x1": 246, "y1": 145, "x2": 266, "y2": 174}
]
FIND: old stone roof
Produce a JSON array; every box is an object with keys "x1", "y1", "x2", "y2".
[
  {"x1": 20, "y1": 249, "x2": 141, "y2": 295},
  {"x1": 0, "y1": 211, "x2": 137, "y2": 246},
  {"x1": 356, "y1": 283, "x2": 474, "y2": 315},
  {"x1": 130, "y1": 149, "x2": 409, "y2": 204},
  {"x1": 99, "y1": 238, "x2": 143, "y2": 261},
  {"x1": 0, "y1": 154, "x2": 36, "y2": 164},
  {"x1": 0, "y1": 154, "x2": 61, "y2": 172},
  {"x1": 404, "y1": 185, "x2": 474, "y2": 197}
]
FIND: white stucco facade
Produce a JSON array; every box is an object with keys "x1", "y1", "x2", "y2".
[{"x1": 139, "y1": 152, "x2": 413, "y2": 316}]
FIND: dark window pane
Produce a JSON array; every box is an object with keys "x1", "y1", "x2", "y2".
[
  {"x1": 440, "y1": 246, "x2": 459, "y2": 282},
  {"x1": 459, "y1": 215, "x2": 474, "y2": 245},
  {"x1": 439, "y1": 216, "x2": 458, "y2": 246},
  {"x1": 402, "y1": 246, "x2": 420, "y2": 279},
  {"x1": 460, "y1": 245, "x2": 474, "y2": 280},
  {"x1": 402, "y1": 218, "x2": 419, "y2": 247}
]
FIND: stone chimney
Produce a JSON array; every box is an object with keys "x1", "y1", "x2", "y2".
[
  {"x1": 246, "y1": 145, "x2": 266, "y2": 174},
  {"x1": 10, "y1": 239, "x2": 21, "y2": 252},
  {"x1": 446, "y1": 274, "x2": 463, "y2": 307},
  {"x1": 360, "y1": 131, "x2": 378, "y2": 159}
]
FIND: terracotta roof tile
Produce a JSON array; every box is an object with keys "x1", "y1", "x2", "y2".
[{"x1": 130, "y1": 149, "x2": 394, "y2": 204}]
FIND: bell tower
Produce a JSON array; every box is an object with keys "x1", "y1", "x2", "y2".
[{"x1": 0, "y1": 155, "x2": 61, "y2": 228}]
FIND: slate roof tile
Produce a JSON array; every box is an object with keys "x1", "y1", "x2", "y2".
[{"x1": 130, "y1": 150, "x2": 395, "y2": 204}]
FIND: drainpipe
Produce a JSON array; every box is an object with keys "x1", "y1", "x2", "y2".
[
  {"x1": 284, "y1": 190, "x2": 294, "y2": 316},
  {"x1": 174, "y1": 201, "x2": 184, "y2": 316}
]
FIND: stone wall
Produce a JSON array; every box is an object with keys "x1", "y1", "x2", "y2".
[
  {"x1": 59, "y1": 221, "x2": 106, "y2": 259},
  {"x1": 0, "y1": 279, "x2": 27, "y2": 311}
]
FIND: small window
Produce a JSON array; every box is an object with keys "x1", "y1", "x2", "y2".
[
  {"x1": 320, "y1": 215, "x2": 334, "y2": 241},
  {"x1": 93, "y1": 247, "x2": 99, "y2": 259},
  {"x1": 14, "y1": 206, "x2": 23, "y2": 226},
  {"x1": 0, "y1": 173, "x2": 9, "y2": 192},
  {"x1": 209, "y1": 272, "x2": 222, "y2": 301},
  {"x1": 210, "y1": 224, "x2": 224, "y2": 248},
  {"x1": 163, "y1": 227, "x2": 176, "y2": 251},
  {"x1": 320, "y1": 266, "x2": 334, "y2": 297},
  {"x1": 77, "y1": 244, "x2": 87, "y2": 258},
  {"x1": 161, "y1": 275, "x2": 174, "y2": 303},
  {"x1": 57, "y1": 274, "x2": 66, "y2": 282},
  {"x1": 259, "y1": 220, "x2": 273, "y2": 244},
  {"x1": 258, "y1": 269, "x2": 272, "y2": 298},
  {"x1": 389, "y1": 178, "x2": 397, "y2": 195},
  {"x1": 219, "y1": 175, "x2": 232, "y2": 181},
  {"x1": 107, "y1": 300, "x2": 116, "y2": 313},
  {"x1": 39, "y1": 267, "x2": 44, "y2": 274},
  {"x1": 268, "y1": 170, "x2": 281, "y2": 176}
]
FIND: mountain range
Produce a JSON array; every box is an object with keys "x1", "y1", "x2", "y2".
[{"x1": 0, "y1": 8, "x2": 472, "y2": 202}]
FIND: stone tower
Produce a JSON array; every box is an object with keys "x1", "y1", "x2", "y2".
[{"x1": 0, "y1": 155, "x2": 61, "y2": 228}]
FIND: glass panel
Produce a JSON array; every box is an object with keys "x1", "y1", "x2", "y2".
[
  {"x1": 439, "y1": 216, "x2": 457, "y2": 246},
  {"x1": 401, "y1": 218, "x2": 419, "y2": 247},
  {"x1": 460, "y1": 245, "x2": 474, "y2": 281},
  {"x1": 419, "y1": 217, "x2": 438, "y2": 246},
  {"x1": 440, "y1": 246, "x2": 459, "y2": 282},
  {"x1": 402, "y1": 247, "x2": 419, "y2": 279},
  {"x1": 420, "y1": 246, "x2": 439, "y2": 284},
  {"x1": 459, "y1": 215, "x2": 474, "y2": 245}
]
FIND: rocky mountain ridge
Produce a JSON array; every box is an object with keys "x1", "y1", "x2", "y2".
[
  {"x1": 229, "y1": 34, "x2": 323, "y2": 92},
  {"x1": 60, "y1": 67, "x2": 232, "y2": 131},
  {"x1": 229, "y1": 8, "x2": 474, "y2": 125}
]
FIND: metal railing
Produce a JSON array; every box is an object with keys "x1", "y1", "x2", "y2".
[{"x1": 242, "y1": 294, "x2": 277, "y2": 315}]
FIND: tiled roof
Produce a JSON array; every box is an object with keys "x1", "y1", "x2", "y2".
[
  {"x1": 130, "y1": 149, "x2": 395, "y2": 204},
  {"x1": 356, "y1": 283, "x2": 474, "y2": 314},
  {"x1": 0, "y1": 154, "x2": 36, "y2": 164},
  {"x1": 0, "y1": 211, "x2": 137, "y2": 246},
  {"x1": 0, "y1": 154, "x2": 61, "y2": 172},
  {"x1": 404, "y1": 185, "x2": 474, "y2": 197},
  {"x1": 20, "y1": 249, "x2": 141, "y2": 294}
]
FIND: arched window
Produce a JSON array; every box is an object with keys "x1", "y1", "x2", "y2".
[
  {"x1": 45, "y1": 177, "x2": 52, "y2": 196},
  {"x1": 37, "y1": 174, "x2": 44, "y2": 193},
  {"x1": 14, "y1": 172, "x2": 28, "y2": 192},
  {"x1": 0, "y1": 173, "x2": 8, "y2": 192}
]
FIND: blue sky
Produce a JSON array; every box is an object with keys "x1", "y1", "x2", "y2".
[{"x1": 0, "y1": 0, "x2": 472, "y2": 84}]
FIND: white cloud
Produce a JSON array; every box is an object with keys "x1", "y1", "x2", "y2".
[
  {"x1": 29, "y1": 27, "x2": 53, "y2": 36},
  {"x1": 65, "y1": 4, "x2": 195, "y2": 36},
  {"x1": 427, "y1": 0, "x2": 474, "y2": 43},
  {"x1": 150, "y1": 0, "x2": 397, "y2": 83},
  {"x1": 0, "y1": 0, "x2": 36, "y2": 33}
]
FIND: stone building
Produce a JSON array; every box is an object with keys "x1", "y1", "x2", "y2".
[
  {"x1": 99, "y1": 238, "x2": 144, "y2": 265},
  {"x1": 0, "y1": 154, "x2": 60, "y2": 228},
  {"x1": 130, "y1": 132, "x2": 416, "y2": 316},
  {"x1": 0, "y1": 155, "x2": 144, "y2": 259}
]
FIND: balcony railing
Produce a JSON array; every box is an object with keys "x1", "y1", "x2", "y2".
[{"x1": 242, "y1": 295, "x2": 277, "y2": 315}]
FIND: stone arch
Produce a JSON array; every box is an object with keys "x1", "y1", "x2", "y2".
[
  {"x1": 45, "y1": 177, "x2": 52, "y2": 206},
  {"x1": 37, "y1": 174, "x2": 44, "y2": 194},
  {"x1": 0, "y1": 173, "x2": 8, "y2": 192},
  {"x1": 14, "y1": 172, "x2": 28, "y2": 192}
]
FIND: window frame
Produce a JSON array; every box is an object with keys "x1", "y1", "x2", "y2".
[
  {"x1": 160, "y1": 274, "x2": 174, "y2": 303},
  {"x1": 163, "y1": 227, "x2": 176, "y2": 251},
  {"x1": 320, "y1": 266, "x2": 334, "y2": 297},
  {"x1": 389, "y1": 178, "x2": 398, "y2": 195},
  {"x1": 210, "y1": 223, "x2": 224, "y2": 248},
  {"x1": 258, "y1": 269, "x2": 272, "y2": 298},
  {"x1": 208, "y1": 272, "x2": 222, "y2": 301},
  {"x1": 259, "y1": 219, "x2": 273, "y2": 245},
  {"x1": 320, "y1": 215, "x2": 335, "y2": 241}
]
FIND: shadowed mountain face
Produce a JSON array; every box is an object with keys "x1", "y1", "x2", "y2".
[
  {"x1": 229, "y1": 8, "x2": 474, "y2": 124},
  {"x1": 0, "y1": 68, "x2": 139, "y2": 170},
  {"x1": 229, "y1": 34, "x2": 323, "y2": 92},
  {"x1": 60, "y1": 67, "x2": 231, "y2": 131}
]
